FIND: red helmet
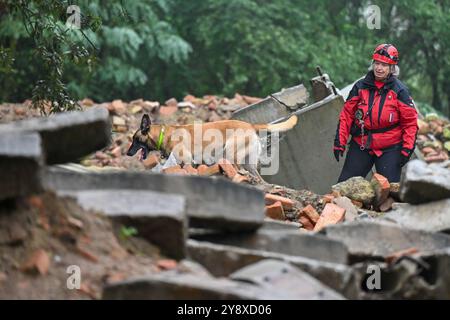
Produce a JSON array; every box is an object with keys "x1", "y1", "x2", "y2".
[{"x1": 372, "y1": 44, "x2": 399, "y2": 65}]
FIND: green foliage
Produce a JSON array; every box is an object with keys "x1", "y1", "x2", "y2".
[
  {"x1": 119, "y1": 225, "x2": 138, "y2": 240},
  {"x1": 0, "y1": 0, "x2": 101, "y2": 114},
  {"x1": 0, "y1": 0, "x2": 449, "y2": 117}
]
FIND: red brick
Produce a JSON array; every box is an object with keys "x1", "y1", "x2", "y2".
[
  {"x1": 218, "y1": 158, "x2": 238, "y2": 179},
  {"x1": 198, "y1": 164, "x2": 220, "y2": 176},
  {"x1": 21, "y1": 249, "x2": 50, "y2": 275},
  {"x1": 159, "y1": 106, "x2": 178, "y2": 116},
  {"x1": 14, "y1": 106, "x2": 27, "y2": 116},
  {"x1": 111, "y1": 99, "x2": 126, "y2": 114},
  {"x1": 142, "y1": 153, "x2": 160, "y2": 169},
  {"x1": 264, "y1": 194, "x2": 294, "y2": 210},
  {"x1": 242, "y1": 95, "x2": 262, "y2": 105},
  {"x1": 232, "y1": 174, "x2": 249, "y2": 184},
  {"x1": 162, "y1": 165, "x2": 182, "y2": 174},
  {"x1": 421, "y1": 147, "x2": 435, "y2": 155},
  {"x1": 157, "y1": 259, "x2": 177, "y2": 270},
  {"x1": 299, "y1": 215, "x2": 315, "y2": 231},
  {"x1": 322, "y1": 194, "x2": 335, "y2": 204},
  {"x1": 425, "y1": 152, "x2": 449, "y2": 163},
  {"x1": 300, "y1": 205, "x2": 320, "y2": 224},
  {"x1": 197, "y1": 165, "x2": 208, "y2": 175},
  {"x1": 76, "y1": 245, "x2": 99, "y2": 263},
  {"x1": 183, "y1": 164, "x2": 198, "y2": 175},
  {"x1": 265, "y1": 201, "x2": 285, "y2": 220},
  {"x1": 313, "y1": 203, "x2": 346, "y2": 232},
  {"x1": 111, "y1": 146, "x2": 122, "y2": 158},
  {"x1": 371, "y1": 173, "x2": 390, "y2": 206},
  {"x1": 351, "y1": 199, "x2": 363, "y2": 208},
  {"x1": 165, "y1": 98, "x2": 178, "y2": 107},
  {"x1": 385, "y1": 247, "x2": 419, "y2": 264}
]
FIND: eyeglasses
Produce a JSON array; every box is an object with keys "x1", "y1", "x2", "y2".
[{"x1": 375, "y1": 48, "x2": 398, "y2": 62}]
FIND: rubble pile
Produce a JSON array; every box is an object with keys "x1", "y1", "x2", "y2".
[
  {"x1": 417, "y1": 113, "x2": 450, "y2": 163},
  {"x1": 2, "y1": 75, "x2": 450, "y2": 299}
]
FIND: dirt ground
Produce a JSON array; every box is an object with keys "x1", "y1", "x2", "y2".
[{"x1": 0, "y1": 192, "x2": 186, "y2": 299}]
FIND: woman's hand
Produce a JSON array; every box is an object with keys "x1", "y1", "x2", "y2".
[{"x1": 333, "y1": 145, "x2": 345, "y2": 162}]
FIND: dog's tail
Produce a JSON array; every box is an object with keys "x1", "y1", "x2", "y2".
[{"x1": 252, "y1": 115, "x2": 298, "y2": 132}]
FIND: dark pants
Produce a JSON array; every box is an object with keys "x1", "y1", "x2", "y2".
[{"x1": 337, "y1": 140, "x2": 403, "y2": 183}]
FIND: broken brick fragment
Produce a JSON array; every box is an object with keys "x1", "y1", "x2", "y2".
[
  {"x1": 183, "y1": 164, "x2": 198, "y2": 175},
  {"x1": 300, "y1": 205, "x2": 320, "y2": 224},
  {"x1": 218, "y1": 158, "x2": 238, "y2": 179},
  {"x1": 385, "y1": 247, "x2": 419, "y2": 264},
  {"x1": 198, "y1": 164, "x2": 220, "y2": 176},
  {"x1": 265, "y1": 201, "x2": 285, "y2": 220},
  {"x1": 162, "y1": 165, "x2": 182, "y2": 174},
  {"x1": 21, "y1": 249, "x2": 50, "y2": 275},
  {"x1": 264, "y1": 194, "x2": 294, "y2": 210},
  {"x1": 379, "y1": 197, "x2": 395, "y2": 212},
  {"x1": 313, "y1": 203, "x2": 346, "y2": 232},
  {"x1": 322, "y1": 194, "x2": 335, "y2": 204},
  {"x1": 143, "y1": 153, "x2": 160, "y2": 169},
  {"x1": 299, "y1": 215, "x2": 315, "y2": 231},
  {"x1": 371, "y1": 173, "x2": 390, "y2": 206},
  {"x1": 157, "y1": 259, "x2": 178, "y2": 270},
  {"x1": 231, "y1": 174, "x2": 249, "y2": 184},
  {"x1": 159, "y1": 106, "x2": 178, "y2": 116}
]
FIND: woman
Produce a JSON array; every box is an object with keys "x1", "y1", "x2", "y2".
[{"x1": 333, "y1": 44, "x2": 418, "y2": 183}]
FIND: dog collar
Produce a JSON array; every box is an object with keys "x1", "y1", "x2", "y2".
[{"x1": 156, "y1": 126, "x2": 165, "y2": 151}]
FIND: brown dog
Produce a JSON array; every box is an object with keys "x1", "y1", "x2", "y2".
[{"x1": 127, "y1": 114, "x2": 298, "y2": 178}]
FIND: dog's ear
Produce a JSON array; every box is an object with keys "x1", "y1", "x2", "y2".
[{"x1": 140, "y1": 114, "x2": 151, "y2": 134}]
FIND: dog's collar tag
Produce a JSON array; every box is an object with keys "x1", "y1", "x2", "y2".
[{"x1": 156, "y1": 126, "x2": 165, "y2": 150}]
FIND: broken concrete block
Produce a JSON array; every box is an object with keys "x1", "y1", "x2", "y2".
[
  {"x1": 310, "y1": 73, "x2": 334, "y2": 102},
  {"x1": 231, "y1": 96, "x2": 291, "y2": 124},
  {"x1": 229, "y1": 259, "x2": 344, "y2": 299},
  {"x1": 333, "y1": 197, "x2": 358, "y2": 222},
  {"x1": 0, "y1": 107, "x2": 110, "y2": 164},
  {"x1": 271, "y1": 84, "x2": 309, "y2": 110},
  {"x1": 59, "y1": 190, "x2": 187, "y2": 260},
  {"x1": 103, "y1": 273, "x2": 264, "y2": 299},
  {"x1": 400, "y1": 159, "x2": 450, "y2": 204},
  {"x1": 332, "y1": 177, "x2": 375, "y2": 206},
  {"x1": 186, "y1": 240, "x2": 358, "y2": 298},
  {"x1": 262, "y1": 94, "x2": 346, "y2": 194},
  {"x1": 103, "y1": 263, "x2": 342, "y2": 300},
  {"x1": 383, "y1": 198, "x2": 450, "y2": 233},
  {"x1": 371, "y1": 173, "x2": 390, "y2": 207},
  {"x1": 44, "y1": 168, "x2": 265, "y2": 232},
  {"x1": 0, "y1": 132, "x2": 43, "y2": 200},
  {"x1": 353, "y1": 248, "x2": 450, "y2": 299},
  {"x1": 313, "y1": 203, "x2": 346, "y2": 232},
  {"x1": 322, "y1": 220, "x2": 450, "y2": 262},
  {"x1": 190, "y1": 228, "x2": 348, "y2": 264},
  {"x1": 265, "y1": 201, "x2": 285, "y2": 220},
  {"x1": 261, "y1": 218, "x2": 301, "y2": 230}
]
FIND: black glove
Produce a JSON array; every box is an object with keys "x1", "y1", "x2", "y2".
[
  {"x1": 333, "y1": 146, "x2": 345, "y2": 162},
  {"x1": 399, "y1": 148, "x2": 412, "y2": 167}
]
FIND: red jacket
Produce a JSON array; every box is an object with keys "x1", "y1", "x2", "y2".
[{"x1": 334, "y1": 71, "x2": 418, "y2": 157}]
